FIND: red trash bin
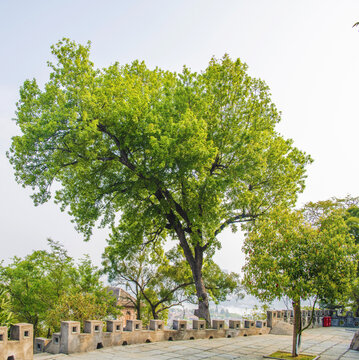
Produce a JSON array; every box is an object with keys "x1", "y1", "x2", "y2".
[{"x1": 323, "y1": 316, "x2": 331, "y2": 327}]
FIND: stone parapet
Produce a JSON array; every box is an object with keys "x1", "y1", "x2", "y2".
[
  {"x1": 33, "y1": 318, "x2": 269, "y2": 355},
  {"x1": 0, "y1": 323, "x2": 33, "y2": 360}
]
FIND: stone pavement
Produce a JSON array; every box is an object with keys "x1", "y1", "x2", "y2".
[{"x1": 34, "y1": 327, "x2": 359, "y2": 360}]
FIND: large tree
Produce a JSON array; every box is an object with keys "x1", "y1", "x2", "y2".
[
  {"x1": 8, "y1": 39, "x2": 311, "y2": 324},
  {"x1": 243, "y1": 207, "x2": 358, "y2": 357}
]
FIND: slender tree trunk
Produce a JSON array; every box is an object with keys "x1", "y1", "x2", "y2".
[
  {"x1": 136, "y1": 298, "x2": 141, "y2": 320},
  {"x1": 292, "y1": 299, "x2": 301, "y2": 357}
]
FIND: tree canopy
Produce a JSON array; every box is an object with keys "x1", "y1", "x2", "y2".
[
  {"x1": 242, "y1": 207, "x2": 358, "y2": 356},
  {"x1": 8, "y1": 38, "x2": 311, "y2": 323},
  {"x1": 303, "y1": 196, "x2": 359, "y2": 314}
]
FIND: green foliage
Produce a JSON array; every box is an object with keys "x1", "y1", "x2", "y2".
[
  {"x1": 0, "y1": 286, "x2": 16, "y2": 327},
  {"x1": 0, "y1": 240, "x2": 73, "y2": 336},
  {"x1": 202, "y1": 260, "x2": 242, "y2": 304},
  {"x1": 8, "y1": 39, "x2": 311, "y2": 320},
  {"x1": 243, "y1": 208, "x2": 358, "y2": 304},
  {"x1": 303, "y1": 196, "x2": 359, "y2": 313},
  {"x1": 243, "y1": 207, "x2": 358, "y2": 356},
  {"x1": 0, "y1": 240, "x2": 118, "y2": 337},
  {"x1": 46, "y1": 291, "x2": 118, "y2": 333}
]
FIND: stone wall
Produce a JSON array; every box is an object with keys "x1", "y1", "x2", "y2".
[
  {"x1": 330, "y1": 311, "x2": 359, "y2": 328},
  {"x1": 267, "y1": 309, "x2": 326, "y2": 329},
  {"x1": 0, "y1": 323, "x2": 33, "y2": 360},
  {"x1": 35, "y1": 318, "x2": 269, "y2": 355},
  {"x1": 266, "y1": 309, "x2": 359, "y2": 330}
]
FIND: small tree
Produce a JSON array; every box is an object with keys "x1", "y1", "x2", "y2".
[
  {"x1": 242, "y1": 208, "x2": 358, "y2": 357},
  {"x1": 303, "y1": 196, "x2": 359, "y2": 314}
]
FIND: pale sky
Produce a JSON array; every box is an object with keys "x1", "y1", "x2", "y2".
[{"x1": 0, "y1": 0, "x2": 358, "y2": 275}]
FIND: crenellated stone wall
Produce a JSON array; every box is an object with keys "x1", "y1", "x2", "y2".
[
  {"x1": 0, "y1": 323, "x2": 33, "y2": 360},
  {"x1": 35, "y1": 318, "x2": 270, "y2": 355},
  {"x1": 266, "y1": 309, "x2": 359, "y2": 330},
  {"x1": 267, "y1": 309, "x2": 325, "y2": 329}
]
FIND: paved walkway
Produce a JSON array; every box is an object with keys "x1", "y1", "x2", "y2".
[{"x1": 34, "y1": 327, "x2": 359, "y2": 360}]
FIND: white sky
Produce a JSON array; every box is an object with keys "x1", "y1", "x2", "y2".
[{"x1": 0, "y1": 0, "x2": 358, "y2": 275}]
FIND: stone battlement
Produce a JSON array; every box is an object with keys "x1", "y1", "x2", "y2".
[
  {"x1": 266, "y1": 309, "x2": 358, "y2": 329},
  {"x1": 0, "y1": 323, "x2": 33, "y2": 360},
  {"x1": 35, "y1": 318, "x2": 269, "y2": 355}
]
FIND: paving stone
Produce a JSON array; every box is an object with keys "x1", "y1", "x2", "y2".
[{"x1": 33, "y1": 327, "x2": 359, "y2": 360}]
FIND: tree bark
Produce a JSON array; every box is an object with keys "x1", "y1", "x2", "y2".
[
  {"x1": 165, "y1": 206, "x2": 212, "y2": 327},
  {"x1": 136, "y1": 298, "x2": 141, "y2": 320},
  {"x1": 193, "y1": 275, "x2": 211, "y2": 326},
  {"x1": 192, "y1": 244, "x2": 211, "y2": 326},
  {"x1": 152, "y1": 307, "x2": 158, "y2": 320},
  {"x1": 292, "y1": 299, "x2": 301, "y2": 357}
]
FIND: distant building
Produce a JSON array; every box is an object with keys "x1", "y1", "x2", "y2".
[{"x1": 108, "y1": 287, "x2": 137, "y2": 321}]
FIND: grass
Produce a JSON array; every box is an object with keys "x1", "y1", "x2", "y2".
[{"x1": 266, "y1": 351, "x2": 317, "y2": 360}]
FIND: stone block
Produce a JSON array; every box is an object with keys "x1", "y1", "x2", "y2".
[
  {"x1": 192, "y1": 320, "x2": 205, "y2": 330},
  {"x1": 35, "y1": 337, "x2": 51, "y2": 353},
  {"x1": 125, "y1": 320, "x2": 142, "y2": 331},
  {"x1": 256, "y1": 320, "x2": 264, "y2": 328},
  {"x1": 229, "y1": 320, "x2": 241, "y2": 329},
  {"x1": 346, "y1": 317, "x2": 354, "y2": 327},
  {"x1": 244, "y1": 320, "x2": 255, "y2": 329},
  {"x1": 10, "y1": 323, "x2": 33, "y2": 341},
  {"x1": 212, "y1": 320, "x2": 225, "y2": 330},
  {"x1": 150, "y1": 320, "x2": 164, "y2": 331},
  {"x1": 173, "y1": 320, "x2": 187, "y2": 330},
  {"x1": 1, "y1": 323, "x2": 34, "y2": 360},
  {"x1": 0, "y1": 326, "x2": 7, "y2": 346},
  {"x1": 267, "y1": 311, "x2": 276, "y2": 328},
  {"x1": 84, "y1": 320, "x2": 103, "y2": 334},
  {"x1": 106, "y1": 320, "x2": 123, "y2": 333}
]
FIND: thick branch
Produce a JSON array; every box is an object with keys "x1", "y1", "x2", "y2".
[{"x1": 214, "y1": 213, "x2": 258, "y2": 236}]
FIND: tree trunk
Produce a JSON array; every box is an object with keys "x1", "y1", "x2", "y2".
[
  {"x1": 152, "y1": 307, "x2": 158, "y2": 320},
  {"x1": 167, "y1": 208, "x2": 211, "y2": 327},
  {"x1": 136, "y1": 298, "x2": 141, "y2": 320},
  {"x1": 193, "y1": 275, "x2": 211, "y2": 326},
  {"x1": 292, "y1": 299, "x2": 301, "y2": 357},
  {"x1": 191, "y1": 250, "x2": 211, "y2": 327}
]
